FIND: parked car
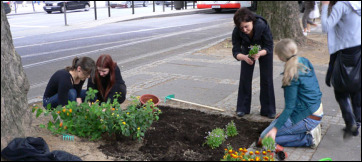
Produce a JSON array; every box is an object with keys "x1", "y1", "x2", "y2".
[
  {"x1": 156, "y1": 1, "x2": 172, "y2": 7},
  {"x1": 3, "y1": 1, "x2": 11, "y2": 14},
  {"x1": 43, "y1": 1, "x2": 90, "y2": 14},
  {"x1": 109, "y1": 1, "x2": 149, "y2": 8}
]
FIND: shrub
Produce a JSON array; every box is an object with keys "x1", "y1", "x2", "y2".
[
  {"x1": 225, "y1": 120, "x2": 238, "y2": 137},
  {"x1": 33, "y1": 88, "x2": 161, "y2": 141},
  {"x1": 203, "y1": 128, "x2": 227, "y2": 149}
]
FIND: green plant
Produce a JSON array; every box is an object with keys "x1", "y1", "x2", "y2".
[
  {"x1": 33, "y1": 88, "x2": 161, "y2": 141},
  {"x1": 262, "y1": 136, "x2": 276, "y2": 152},
  {"x1": 248, "y1": 44, "x2": 261, "y2": 59},
  {"x1": 225, "y1": 120, "x2": 238, "y2": 137},
  {"x1": 203, "y1": 128, "x2": 227, "y2": 149}
]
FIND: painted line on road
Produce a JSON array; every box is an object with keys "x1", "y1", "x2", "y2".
[
  {"x1": 15, "y1": 18, "x2": 232, "y2": 48},
  {"x1": 11, "y1": 24, "x2": 49, "y2": 28},
  {"x1": 22, "y1": 22, "x2": 232, "y2": 69}
]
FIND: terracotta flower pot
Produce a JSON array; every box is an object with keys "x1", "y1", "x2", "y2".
[{"x1": 139, "y1": 94, "x2": 160, "y2": 107}]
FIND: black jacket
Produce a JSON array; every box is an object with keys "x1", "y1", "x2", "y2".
[{"x1": 231, "y1": 14, "x2": 273, "y2": 61}]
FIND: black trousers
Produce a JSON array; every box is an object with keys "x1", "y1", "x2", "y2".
[
  {"x1": 334, "y1": 89, "x2": 361, "y2": 129},
  {"x1": 236, "y1": 53, "x2": 276, "y2": 115},
  {"x1": 107, "y1": 83, "x2": 127, "y2": 104}
]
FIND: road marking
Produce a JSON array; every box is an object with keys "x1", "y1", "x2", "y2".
[
  {"x1": 15, "y1": 18, "x2": 232, "y2": 48},
  {"x1": 22, "y1": 22, "x2": 233, "y2": 69},
  {"x1": 11, "y1": 24, "x2": 49, "y2": 28}
]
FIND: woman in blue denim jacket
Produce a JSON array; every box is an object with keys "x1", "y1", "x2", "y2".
[{"x1": 259, "y1": 39, "x2": 324, "y2": 151}]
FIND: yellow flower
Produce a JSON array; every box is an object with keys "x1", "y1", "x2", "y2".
[
  {"x1": 111, "y1": 108, "x2": 115, "y2": 111},
  {"x1": 136, "y1": 96, "x2": 140, "y2": 99},
  {"x1": 149, "y1": 99, "x2": 153, "y2": 102},
  {"x1": 137, "y1": 127, "x2": 140, "y2": 130},
  {"x1": 59, "y1": 122, "x2": 63, "y2": 127},
  {"x1": 67, "y1": 112, "x2": 69, "y2": 116},
  {"x1": 62, "y1": 109, "x2": 66, "y2": 112},
  {"x1": 262, "y1": 151, "x2": 267, "y2": 155},
  {"x1": 122, "y1": 122, "x2": 126, "y2": 125},
  {"x1": 96, "y1": 100, "x2": 99, "y2": 102},
  {"x1": 239, "y1": 148, "x2": 243, "y2": 152},
  {"x1": 112, "y1": 113, "x2": 114, "y2": 116},
  {"x1": 255, "y1": 156, "x2": 260, "y2": 161},
  {"x1": 117, "y1": 114, "x2": 119, "y2": 117},
  {"x1": 64, "y1": 126, "x2": 67, "y2": 129},
  {"x1": 127, "y1": 112, "x2": 129, "y2": 115},
  {"x1": 228, "y1": 150, "x2": 233, "y2": 154},
  {"x1": 249, "y1": 151, "x2": 254, "y2": 155},
  {"x1": 69, "y1": 109, "x2": 72, "y2": 113},
  {"x1": 57, "y1": 111, "x2": 60, "y2": 114},
  {"x1": 255, "y1": 151, "x2": 260, "y2": 155}
]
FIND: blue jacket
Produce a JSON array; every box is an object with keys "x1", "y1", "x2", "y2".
[{"x1": 274, "y1": 57, "x2": 322, "y2": 129}]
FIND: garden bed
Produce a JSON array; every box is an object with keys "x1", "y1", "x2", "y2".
[{"x1": 98, "y1": 106, "x2": 270, "y2": 161}]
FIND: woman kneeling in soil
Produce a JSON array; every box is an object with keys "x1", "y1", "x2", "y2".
[
  {"x1": 259, "y1": 39, "x2": 324, "y2": 150},
  {"x1": 43, "y1": 57, "x2": 96, "y2": 108},
  {"x1": 86, "y1": 54, "x2": 127, "y2": 104}
]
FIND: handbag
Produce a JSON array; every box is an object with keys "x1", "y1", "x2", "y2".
[
  {"x1": 309, "y1": 3, "x2": 320, "y2": 19},
  {"x1": 331, "y1": 47, "x2": 361, "y2": 92}
]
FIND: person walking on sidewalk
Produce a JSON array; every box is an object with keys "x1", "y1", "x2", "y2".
[
  {"x1": 259, "y1": 39, "x2": 323, "y2": 149},
  {"x1": 86, "y1": 54, "x2": 127, "y2": 104},
  {"x1": 232, "y1": 7, "x2": 276, "y2": 119},
  {"x1": 321, "y1": 1, "x2": 361, "y2": 138},
  {"x1": 302, "y1": 1, "x2": 318, "y2": 36},
  {"x1": 43, "y1": 57, "x2": 96, "y2": 108}
]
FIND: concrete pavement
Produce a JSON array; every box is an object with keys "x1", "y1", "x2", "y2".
[{"x1": 18, "y1": 5, "x2": 361, "y2": 161}]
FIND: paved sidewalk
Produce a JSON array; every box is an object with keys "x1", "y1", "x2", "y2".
[{"x1": 20, "y1": 5, "x2": 360, "y2": 161}]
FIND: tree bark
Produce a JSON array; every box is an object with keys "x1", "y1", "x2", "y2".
[
  {"x1": 256, "y1": 1, "x2": 307, "y2": 45},
  {"x1": 1, "y1": 2, "x2": 32, "y2": 150}
]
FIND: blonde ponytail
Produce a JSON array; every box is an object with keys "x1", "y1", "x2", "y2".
[{"x1": 275, "y1": 39, "x2": 308, "y2": 86}]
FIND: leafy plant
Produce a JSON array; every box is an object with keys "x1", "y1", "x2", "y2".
[
  {"x1": 225, "y1": 120, "x2": 238, "y2": 137},
  {"x1": 248, "y1": 44, "x2": 261, "y2": 59},
  {"x1": 262, "y1": 136, "x2": 276, "y2": 152},
  {"x1": 33, "y1": 88, "x2": 161, "y2": 141},
  {"x1": 220, "y1": 145, "x2": 275, "y2": 161},
  {"x1": 203, "y1": 128, "x2": 227, "y2": 149}
]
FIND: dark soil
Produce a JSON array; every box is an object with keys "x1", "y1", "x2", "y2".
[{"x1": 98, "y1": 106, "x2": 270, "y2": 161}]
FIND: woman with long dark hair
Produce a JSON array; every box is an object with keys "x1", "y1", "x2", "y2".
[
  {"x1": 87, "y1": 54, "x2": 127, "y2": 104},
  {"x1": 232, "y1": 7, "x2": 276, "y2": 118},
  {"x1": 43, "y1": 57, "x2": 96, "y2": 108}
]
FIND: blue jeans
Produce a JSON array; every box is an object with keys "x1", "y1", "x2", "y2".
[
  {"x1": 43, "y1": 89, "x2": 80, "y2": 108},
  {"x1": 260, "y1": 114, "x2": 322, "y2": 147}
]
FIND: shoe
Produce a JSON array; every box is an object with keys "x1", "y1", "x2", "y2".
[
  {"x1": 236, "y1": 111, "x2": 245, "y2": 117},
  {"x1": 277, "y1": 151, "x2": 288, "y2": 161},
  {"x1": 343, "y1": 125, "x2": 359, "y2": 139},
  {"x1": 260, "y1": 113, "x2": 276, "y2": 119},
  {"x1": 303, "y1": 32, "x2": 308, "y2": 36},
  {"x1": 309, "y1": 124, "x2": 322, "y2": 148}
]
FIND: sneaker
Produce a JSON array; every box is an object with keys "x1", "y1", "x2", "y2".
[
  {"x1": 309, "y1": 124, "x2": 322, "y2": 148},
  {"x1": 303, "y1": 32, "x2": 308, "y2": 36}
]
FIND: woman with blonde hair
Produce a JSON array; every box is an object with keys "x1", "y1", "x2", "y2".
[{"x1": 258, "y1": 39, "x2": 324, "y2": 151}]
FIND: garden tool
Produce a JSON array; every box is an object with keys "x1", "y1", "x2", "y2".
[
  {"x1": 164, "y1": 94, "x2": 224, "y2": 112},
  {"x1": 62, "y1": 134, "x2": 74, "y2": 141}
]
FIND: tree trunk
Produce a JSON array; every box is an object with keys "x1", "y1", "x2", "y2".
[
  {"x1": 256, "y1": 1, "x2": 307, "y2": 45},
  {"x1": 1, "y1": 2, "x2": 31, "y2": 150}
]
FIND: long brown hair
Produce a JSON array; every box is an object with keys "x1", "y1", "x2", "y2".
[{"x1": 95, "y1": 54, "x2": 116, "y2": 100}]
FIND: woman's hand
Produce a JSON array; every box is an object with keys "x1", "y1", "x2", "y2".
[
  {"x1": 265, "y1": 127, "x2": 277, "y2": 141},
  {"x1": 76, "y1": 98, "x2": 82, "y2": 105},
  {"x1": 237, "y1": 54, "x2": 254, "y2": 65},
  {"x1": 252, "y1": 53, "x2": 261, "y2": 61}
]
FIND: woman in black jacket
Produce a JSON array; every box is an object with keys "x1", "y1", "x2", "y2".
[
  {"x1": 87, "y1": 54, "x2": 127, "y2": 104},
  {"x1": 232, "y1": 8, "x2": 276, "y2": 118}
]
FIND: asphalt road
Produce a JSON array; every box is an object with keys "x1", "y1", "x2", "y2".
[{"x1": 8, "y1": 9, "x2": 236, "y2": 103}]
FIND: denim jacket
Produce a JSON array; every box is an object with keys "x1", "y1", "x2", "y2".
[{"x1": 274, "y1": 57, "x2": 322, "y2": 129}]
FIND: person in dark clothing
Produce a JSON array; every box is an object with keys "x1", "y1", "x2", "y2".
[
  {"x1": 87, "y1": 54, "x2": 127, "y2": 104},
  {"x1": 43, "y1": 57, "x2": 96, "y2": 108},
  {"x1": 232, "y1": 7, "x2": 276, "y2": 119}
]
